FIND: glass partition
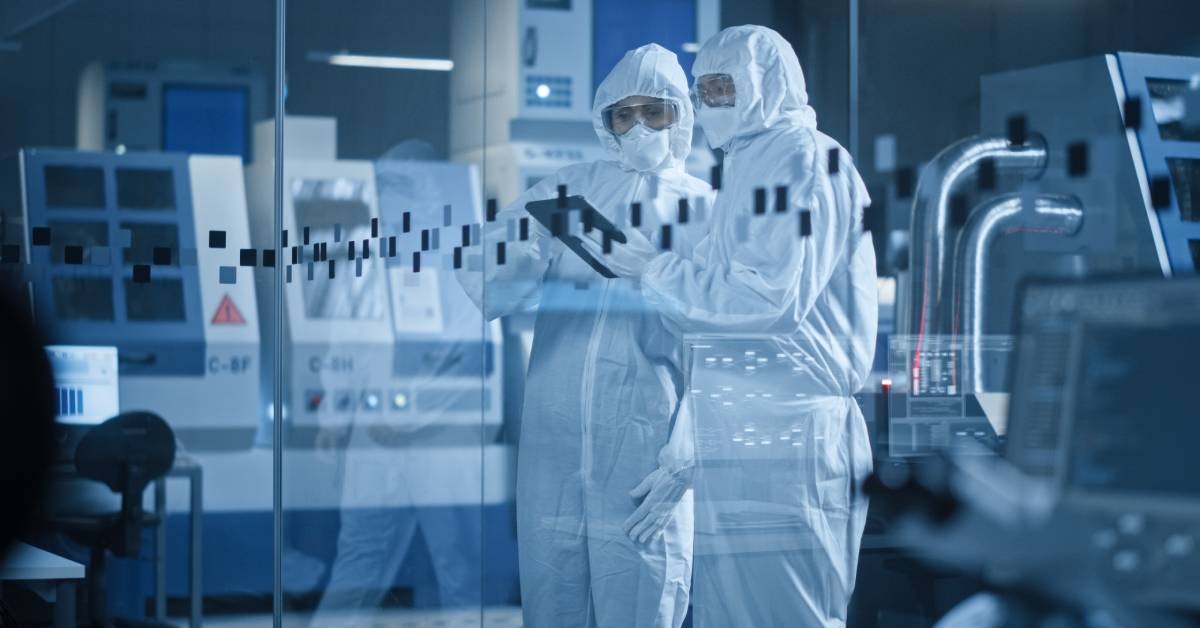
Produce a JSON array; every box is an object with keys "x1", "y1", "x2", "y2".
[
  {"x1": 5, "y1": 1, "x2": 1200, "y2": 627},
  {"x1": 278, "y1": 1, "x2": 503, "y2": 625},
  {"x1": 0, "y1": 0, "x2": 278, "y2": 625}
]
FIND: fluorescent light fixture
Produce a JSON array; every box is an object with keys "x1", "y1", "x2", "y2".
[
  {"x1": 308, "y1": 51, "x2": 453, "y2": 72},
  {"x1": 682, "y1": 42, "x2": 700, "y2": 53}
]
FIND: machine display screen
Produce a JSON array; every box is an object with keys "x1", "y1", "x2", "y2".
[
  {"x1": 44, "y1": 165, "x2": 105, "y2": 208},
  {"x1": 293, "y1": 178, "x2": 387, "y2": 321},
  {"x1": 52, "y1": 277, "x2": 115, "y2": 321},
  {"x1": 120, "y1": 222, "x2": 180, "y2": 266},
  {"x1": 162, "y1": 84, "x2": 250, "y2": 161},
  {"x1": 124, "y1": 277, "x2": 186, "y2": 321},
  {"x1": 1066, "y1": 322, "x2": 1200, "y2": 499},
  {"x1": 48, "y1": 221, "x2": 108, "y2": 264},
  {"x1": 46, "y1": 345, "x2": 119, "y2": 426},
  {"x1": 116, "y1": 168, "x2": 176, "y2": 210}
]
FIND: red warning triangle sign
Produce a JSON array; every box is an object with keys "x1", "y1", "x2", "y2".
[{"x1": 212, "y1": 294, "x2": 246, "y2": 325}]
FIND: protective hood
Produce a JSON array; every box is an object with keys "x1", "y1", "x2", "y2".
[
  {"x1": 692, "y1": 25, "x2": 817, "y2": 149},
  {"x1": 593, "y1": 43, "x2": 694, "y2": 171}
]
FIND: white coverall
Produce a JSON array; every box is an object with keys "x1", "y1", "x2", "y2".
[
  {"x1": 458, "y1": 44, "x2": 712, "y2": 628},
  {"x1": 581, "y1": 25, "x2": 878, "y2": 628}
]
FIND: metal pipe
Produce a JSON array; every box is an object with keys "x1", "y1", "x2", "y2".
[
  {"x1": 906, "y1": 135, "x2": 1047, "y2": 342},
  {"x1": 954, "y1": 194, "x2": 1083, "y2": 393}
]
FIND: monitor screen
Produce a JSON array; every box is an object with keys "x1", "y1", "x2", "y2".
[
  {"x1": 1007, "y1": 278, "x2": 1200, "y2": 489},
  {"x1": 162, "y1": 84, "x2": 249, "y2": 161},
  {"x1": 46, "y1": 345, "x2": 119, "y2": 426},
  {"x1": 1065, "y1": 322, "x2": 1200, "y2": 499}
]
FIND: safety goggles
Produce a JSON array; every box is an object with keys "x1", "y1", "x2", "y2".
[
  {"x1": 691, "y1": 73, "x2": 736, "y2": 108},
  {"x1": 601, "y1": 98, "x2": 679, "y2": 136}
]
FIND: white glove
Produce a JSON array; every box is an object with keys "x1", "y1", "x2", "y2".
[
  {"x1": 578, "y1": 227, "x2": 659, "y2": 279},
  {"x1": 623, "y1": 465, "x2": 691, "y2": 545}
]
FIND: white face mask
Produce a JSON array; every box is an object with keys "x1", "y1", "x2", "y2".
[
  {"x1": 617, "y1": 123, "x2": 671, "y2": 172},
  {"x1": 696, "y1": 106, "x2": 738, "y2": 150}
]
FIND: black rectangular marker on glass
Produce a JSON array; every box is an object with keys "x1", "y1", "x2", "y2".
[{"x1": 32, "y1": 227, "x2": 51, "y2": 246}]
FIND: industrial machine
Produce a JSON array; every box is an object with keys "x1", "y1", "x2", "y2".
[
  {"x1": 870, "y1": 277, "x2": 1200, "y2": 625},
  {"x1": 76, "y1": 60, "x2": 266, "y2": 161},
  {"x1": 4, "y1": 148, "x2": 262, "y2": 451},
  {"x1": 1008, "y1": 277, "x2": 1200, "y2": 612},
  {"x1": 887, "y1": 52, "x2": 1200, "y2": 457},
  {"x1": 244, "y1": 118, "x2": 518, "y2": 604},
  {"x1": 245, "y1": 117, "x2": 393, "y2": 448},
  {"x1": 374, "y1": 158, "x2": 503, "y2": 431},
  {"x1": 449, "y1": 0, "x2": 720, "y2": 205}
]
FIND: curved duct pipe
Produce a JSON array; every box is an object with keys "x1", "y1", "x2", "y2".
[
  {"x1": 907, "y1": 135, "x2": 1048, "y2": 339},
  {"x1": 906, "y1": 135, "x2": 1047, "y2": 381},
  {"x1": 953, "y1": 194, "x2": 1084, "y2": 393}
]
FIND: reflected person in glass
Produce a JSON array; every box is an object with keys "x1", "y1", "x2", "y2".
[{"x1": 457, "y1": 43, "x2": 713, "y2": 628}]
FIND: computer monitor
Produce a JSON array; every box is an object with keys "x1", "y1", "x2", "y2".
[
  {"x1": 45, "y1": 345, "x2": 119, "y2": 426},
  {"x1": 1006, "y1": 276, "x2": 1200, "y2": 492}
]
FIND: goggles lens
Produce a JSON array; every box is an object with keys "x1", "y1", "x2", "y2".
[
  {"x1": 602, "y1": 98, "x2": 679, "y2": 136},
  {"x1": 692, "y1": 74, "x2": 736, "y2": 108}
]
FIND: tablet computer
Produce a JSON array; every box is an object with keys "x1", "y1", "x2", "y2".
[{"x1": 526, "y1": 195, "x2": 627, "y2": 278}]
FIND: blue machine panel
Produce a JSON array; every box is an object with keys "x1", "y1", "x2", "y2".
[
  {"x1": 162, "y1": 84, "x2": 250, "y2": 161},
  {"x1": 593, "y1": 0, "x2": 697, "y2": 94},
  {"x1": 1117, "y1": 52, "x2": 1200, "y2": 274},
  {"x1": 22, "y1": 149, "x2": 205, "y2": 375}
]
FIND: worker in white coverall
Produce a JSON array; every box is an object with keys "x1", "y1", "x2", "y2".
[
  {"x1": 580, "y1": 25, "x2": 878, "y2": 628},
  {"x1": 457, "y1": 43, "x2": 712, "y2": 627}
]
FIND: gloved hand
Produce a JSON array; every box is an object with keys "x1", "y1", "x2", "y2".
[
  {"x1": 623, "y1": 465, "x2": 691, "y2": 545},
  {"x1": 577, "y1": 227, "x2": 659, "y2": 279}
]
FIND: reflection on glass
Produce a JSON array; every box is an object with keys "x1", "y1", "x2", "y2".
[
  {"x1": 292, "y1": 178, "x2": 386, "y2": 320},
  {"x1": 1147, "y1": 77, "x2": 1200, "y2": 142},
  {"x1": 124, "y1": 277, "x2": 186, "y2": 321},
  {"x1": 51, "y1": 277, "x2": 114, "y2": 321},
  {"x1": 1167, "y1": 158, "x2": 1200, "y2": 222},
  {"x1": 44, "y1": 165, "x2": 105, "y2": 208}
]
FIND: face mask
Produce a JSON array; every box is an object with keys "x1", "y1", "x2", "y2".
[
  {"x1": 617, "y1": 123, "x2": 671, "y2": 172},
  {"x1": 696, "y1": 106, "x2": 739, "y2": 150}
]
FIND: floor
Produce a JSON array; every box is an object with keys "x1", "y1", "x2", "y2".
[{"x1": 203, "y1": 606, "x2": 524, "y2": 628}]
